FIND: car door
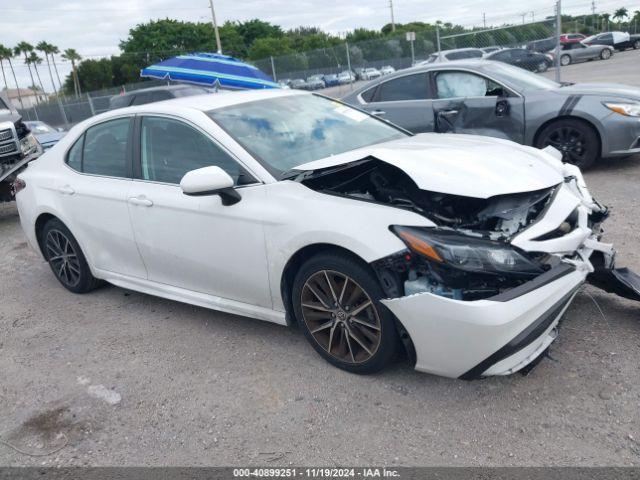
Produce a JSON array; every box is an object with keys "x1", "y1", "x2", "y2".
[
  {"x1": 358, "y1": 72, "x2": 435, "y2": 133},
  {"x1": 56, "y1": 117, "x2": 148, "y2": 279},
  {"x1": 126, "y1": 114, "x2": 272, "y2": 308},
  {"x1": 430, "y1": 69, "x2": 525, "y2": 144}
]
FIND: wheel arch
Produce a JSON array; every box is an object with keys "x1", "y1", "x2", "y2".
[
  {"x1": 280, "y1": 243, "x2": 370, "y2": 327},
  {"x1": 279, "y1": 242, "x2": 417, "y2": 365},
  {"x1": 532, "y1": 115, "x2": 604, "y2": 157},
  {"x1": 34, "y1": 212, "x2": 58, "y2": 258}
]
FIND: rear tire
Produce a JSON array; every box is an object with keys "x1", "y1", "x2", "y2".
[
  {"x1": 535, "y1": 119, "x2": 600, "y2": 169},
  {"x1": 292, "y1": 251, "x2": 398, "y2": 374},
  {"x1": 42, "y1": 218, "x2": 102, "y2": 293},
  {"x1": 600, "y1": 49, "x2": 611, "y2": 60},
  {"x1": 633, "y1": 40, "x2": 640, "y2": 50},
  {"x1": 536, "y1": 61, "x2": 549, "y2": 72}
]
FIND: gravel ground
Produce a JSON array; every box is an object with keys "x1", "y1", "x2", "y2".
[{"x1": 1, "y1": 60, "x2": 640, "y2": 466}]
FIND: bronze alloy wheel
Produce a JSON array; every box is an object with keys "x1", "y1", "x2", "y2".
[
  {"x1": 300, "y1": 270, "x2": 382, "y2": 364},
  {"x1": 45, "y1": 229, "x2": 81, "y2": 288}
]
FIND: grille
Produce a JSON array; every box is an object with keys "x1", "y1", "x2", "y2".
[
  {"x1": 0, "y1": 129, "x2": 13, "y2": 142},
  {"x1": 0, "y1": 142, "x2": 18, "y2": 155}
]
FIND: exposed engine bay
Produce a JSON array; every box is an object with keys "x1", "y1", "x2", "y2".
[
  {"x1": 299, "y1": 158, "x2": 554, "y2": 238},
  {"x1": 296, "y1": 157, "x2": 640, "y2": 303}
]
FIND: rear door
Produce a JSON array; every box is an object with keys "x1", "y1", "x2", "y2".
[
  {"x1": 357, "y1": 72, "x2": 435, "y2": 133},
  {"x1": 430, "y1": 69, "x2": 525, "y2": 144},
  {"x1": 55, "y1": 117, "x2": 148, "y2": 279}
]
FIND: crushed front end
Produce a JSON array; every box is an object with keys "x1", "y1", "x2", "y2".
[{"x1": 370, "y1": 162, "x2": 635, "y2": 379}]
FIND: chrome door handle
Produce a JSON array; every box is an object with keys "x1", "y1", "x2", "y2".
[
  {"x1": 439, "y1": 109, "x2": 459, "y2": 116},
  {"x1": 58, "y1": 185, "x2": 75, "y2": 195},
  {"x1": 371, "y1": 110, "x2": 386, "y2": 116},
  {"x1": 128, "y1": 196, "x2": 153, "y2": 207}
]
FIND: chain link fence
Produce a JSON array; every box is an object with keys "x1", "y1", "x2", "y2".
[{"x1": 15, "y1": 11, "x2": 579, "y2": 128}]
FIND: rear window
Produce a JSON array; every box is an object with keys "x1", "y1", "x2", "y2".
[{"x1": 445, "y1": 50, "x2": 483, "y2": 60}]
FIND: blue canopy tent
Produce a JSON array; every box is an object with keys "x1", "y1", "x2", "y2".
[{"x1": 140, "y1": 52, "x2": 280, "y2": 90}]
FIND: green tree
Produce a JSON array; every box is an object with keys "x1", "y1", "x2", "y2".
[
  {"x1": 0, "y1": 45, "x2": 10, "y2": 91},
  {"x1": 236, "y1": 19, "x2": 283, "y2": 47},
  {"x1": 62, "y1": 48, "x2": 82, "y2": 96},
  {"x1": 613, "y1": 7, "x2": 628, "y2": 26},
  {"x1": 14, "y1": 41, "x2": 38, "y2": 104},
  {"x1": 247, "y1": 36, "x2": 293, "y2": 60},
  {"x1": 0, "y1": 45, "x2": 24, "y2": 109},
  {"x1": 26, "y1": 51, "x2": 47, "y2": 96},
  {"x1": 36, "y1": 41, "x2": 59, "y2": 96}
]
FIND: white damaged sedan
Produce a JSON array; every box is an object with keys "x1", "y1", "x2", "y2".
[{"x1": 14, "y1": 89, "x2": 640, "y2": 378}]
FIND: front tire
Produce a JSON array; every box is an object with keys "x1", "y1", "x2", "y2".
[
  {"x1": 536, "y1": 61, "x2": 549, "y2": 72},
  {"x1": 535, "y1": 119, "x2": 600, "y2": 169},
  {"x1": 560, "y1": 54, "x2": 571, "y2": 66},
  {"x1": 42, "y1": 218, "x2": 101, "y2": 293},
  {"x1": 633, "y1": 40, "x2": 640, "y2": 50},
  {"x1": 292, "y1": 251, "x2": 398, "y2": 374}
]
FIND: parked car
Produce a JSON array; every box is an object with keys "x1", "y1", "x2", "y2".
[
  {"x1": 421, "y1": 48, "x2": 484, "y2": 64},
  {"x1": 361, "y1": 68, "x2": 382, "y2": 80},
  {"x1": 582, "y1": 31, "x2": 640, "y2": 51},
  {"x1": 24, "y1": 121, "x2": 67, "y2": 150},
  {"x1": 15, "y1": 89, "x2": 638, "y2": 379},
  {"x1": 338, "y1": 71, "x2": 356, "y2": 84},
  {"x1": 380, "y1": 65, "x2": 396, "y2": 75},
  {"x1": 480, "y1": 46, "x2": 502, "y2": 55},
  {"x1": 485, "y1": 48, "x2": 553, "y2": 72},
  {"x1": 526, "y1": 37, "x2": 557, "y2": 53},
  {"x1": 342, "y1": 60, "x2": 640, "y2": 168},
  {"x1": 277, "y1": 78, "x2": 292, "y2": 88},
  {"x1": 560, "y1": 33, "x2": 587, "y2": 44},
  {"x1": 554, "y1": 42, "x2": 614, "y2": 66},
  {"x1": 305, "y1": 74, "x2": 326, "y2": 90},
  {"x1": 0, "y1": 90, "x2": 41, "y2": 203},
  {"x1": 108, "y1": 85, "x2": 212, "y2": 110},
  {"x1": 323, "y1": 74, "x2": 341, "y2": 87},
  {"x1": 290, "y1": 79, "x2": 308, "y2": 90},
  {"x1": 353, "y1": 68, "x2": 366, "y2": 81}
]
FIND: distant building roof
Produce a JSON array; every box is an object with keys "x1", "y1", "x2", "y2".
[{"x1": 3, "y1": 88, "x2": 44, "y2": 99}]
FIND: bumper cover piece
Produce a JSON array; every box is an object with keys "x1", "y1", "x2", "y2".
[{"x1": 588, "y1": 267, "x2": 640, "y2": 302}]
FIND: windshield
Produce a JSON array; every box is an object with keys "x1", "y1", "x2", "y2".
[
  {"x1": 487, "y1": 62, "x2": 560, "y2": 92},
  {"x1": 208, "y1": 94, "x2": 406, "y2": 176}
]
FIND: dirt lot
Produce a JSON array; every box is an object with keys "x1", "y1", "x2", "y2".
[{"x1": 1, "y1": 58, "x2": 640, "y2": 466}]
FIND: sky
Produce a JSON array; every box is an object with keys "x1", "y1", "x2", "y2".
[{"x1": 0, "y1": 0, "x2": 634, "y2": 92}]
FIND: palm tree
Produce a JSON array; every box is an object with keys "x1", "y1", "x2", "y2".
[
  {"x1": 62, "y1": 48, "x2": 81, "y2": 97},
  {"x1": 613, "y1": 7, "x2": 628, "y2": 27},
  {"x1": 601, "y1": 13, "x2": 611, "y2": 31},
  {"x1": 46, "y1": 44, "x2": 64, "y2": 92},
  {"x1": 14, "y1": 41, "x2": 38, "y2": 103},
  {"x1": 36, "y1": 41, "x2": 58, "y2": 97},
  {"x1": 0, "y1": 44, "x2": 9, "y2": 91},
  {"x1": 0, "y1": 45, "x2": 25, "y2": 109},
  {"x1": 26, "y1": 51, "x2": 47, "y2": 100}
]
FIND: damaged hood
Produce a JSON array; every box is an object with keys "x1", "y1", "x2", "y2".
[{"x1": 293, "y1": 133, "x2": 563, "y2": 199}]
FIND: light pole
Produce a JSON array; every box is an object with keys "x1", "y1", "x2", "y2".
[{"x1": 209, "y1": 0, "x2": 222, "y2": 54}]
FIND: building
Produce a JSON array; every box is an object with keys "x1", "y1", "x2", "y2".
[{"x1": 3, "y1": 88, "x2": 48, "y2": 109}]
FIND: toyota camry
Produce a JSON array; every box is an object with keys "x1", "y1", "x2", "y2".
[{"x1": 14, "y1": 89, "x2": 640, "y2": 379}]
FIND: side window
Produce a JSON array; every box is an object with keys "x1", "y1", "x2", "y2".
[
  {"x1": 436, "y1": 72, "x2": 493, "y2": 99},
  {"x1": 491, "y1": 51, "x2": 510, "y2": 61},
  {"x1": 139, "y1": 116, "x2": 254, "y2": 186},
  {"x1": 374, "y1": 73, "x2": 429, "y2": 102},
  {"x1": 360, "y1": 87, "x2": 377, "y2": 103},
  {"x1": 83, "y1": 118, "x2": 131, "y2": 177},
  {"x1": 66, "y1": 135, "x2": 83, "y2": 171}
]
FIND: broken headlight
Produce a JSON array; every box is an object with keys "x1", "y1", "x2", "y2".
[{"x1": 392, "y1": 226, "x2": 544, "y2": 276}]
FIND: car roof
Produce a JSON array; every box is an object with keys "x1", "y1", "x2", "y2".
[
  {"x1": 118, "y1": 84, "x2": 209, "y2": 97},
  {"x1": 99, "y1": 88, "x2": 302, "y2": 118}
]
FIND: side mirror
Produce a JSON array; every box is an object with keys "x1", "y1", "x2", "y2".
[{"x1": 180, "y1": 166, "x2": 241, "y2": 205}]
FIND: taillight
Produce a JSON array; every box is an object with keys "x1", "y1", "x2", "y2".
[{"x1": 12, "y1": 178, "x2": 26, "y2": 195}]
